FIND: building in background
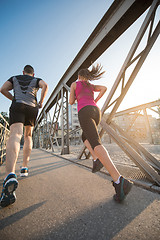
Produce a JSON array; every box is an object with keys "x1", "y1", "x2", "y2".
[
  {"x1": 69, "y1": 103, "x2": 81, "y2": 145},
  {"x1": 102, "y1": 112, "x2": 160, "y2": 144},
  {"x1": 69, "y1": 103, "x2": 80, "y2": 129}
]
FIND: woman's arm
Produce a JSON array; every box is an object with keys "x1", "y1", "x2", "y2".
[
  {"x1": 69, "y1": 82, "x2": 76, "y2": 105},
  {"x1": 1, "y1": 81, "x2": 13, "y2": 101},
  {"x1": 94, "y1": 85, "x2": 107, "y2": 103}
]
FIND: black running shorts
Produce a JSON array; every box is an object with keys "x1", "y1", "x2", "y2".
[
  {"x1": 9, "y1": 101, "x2": 38, "y2": 126},
  {"x1": 78, "y1": 105, "x2": 101, "y2": 149}
]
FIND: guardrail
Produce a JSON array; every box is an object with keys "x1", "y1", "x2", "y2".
[{"x1": 0, "y1": 113, "x2": 10, "y2": 165}]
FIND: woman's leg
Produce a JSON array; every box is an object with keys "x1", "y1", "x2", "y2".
[
  {"x1": 79, "y1": 106, "x2": 132, "y2": 202},
  {"x1": 94, "y1": 144, "x2": 120, "y2": 182},
  {"x1": 79, "y1": 106, "x2": 120, "y2": 181},
  {"x1": 84, "y1": 139, "x2": 97, "y2": 160},
  {"x1": 83, "y1": 129, "x2": 120, "y2": 180},
  {"x1": 84, "y1": 139, "x2": 103, "y2": 173}
]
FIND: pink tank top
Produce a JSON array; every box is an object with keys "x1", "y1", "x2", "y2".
[{"x1": 75, "y1": 81, "x2": 97, "y2": 112}]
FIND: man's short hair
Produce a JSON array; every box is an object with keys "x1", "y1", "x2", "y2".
[{"x1": 23, "y1": 65, "x2": 34, "y2": 74}]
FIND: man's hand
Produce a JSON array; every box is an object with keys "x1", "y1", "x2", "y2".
[{"x1": 38, "y1": 101, "x2": 43, "y2": 108}]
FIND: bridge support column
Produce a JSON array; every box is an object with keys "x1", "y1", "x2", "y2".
[{"x1": 61, "y1": 87, "x2": 70, "y2": 154}]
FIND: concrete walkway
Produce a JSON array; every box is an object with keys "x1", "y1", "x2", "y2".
[{"x1": 0, "y1": 149, "x2": 159, "y2": 240}]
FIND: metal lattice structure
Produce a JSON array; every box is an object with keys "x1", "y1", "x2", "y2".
[
  {"x1": 33, "y1": 86, "x2": 70, "y2": 154},
  {"x1": 33, "y1": 0, "x2": 160, "y2": 186},
  {"x1": 114, "y1": 100, "x2": 160, "y2": 144},
  {"x1": 0, "y1": 113, "x2": 10, "y2": 165}
]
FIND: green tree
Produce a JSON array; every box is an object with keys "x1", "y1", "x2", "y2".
[{"x1": 0, "y1": 112, "x2": 9, "y2": 125}]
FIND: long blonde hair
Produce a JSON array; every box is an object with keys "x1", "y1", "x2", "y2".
[{"x1": 78, "y1": 64, "x2": 105, "y2": 81}]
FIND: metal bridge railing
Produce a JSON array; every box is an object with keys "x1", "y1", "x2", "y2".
[{"x1": 0, "y1": 113, "x2": 10, "y2": 165}]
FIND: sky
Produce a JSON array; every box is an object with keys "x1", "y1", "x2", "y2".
[{"x1": 0, "y1": 0, "x2": 160, "y2": 118}]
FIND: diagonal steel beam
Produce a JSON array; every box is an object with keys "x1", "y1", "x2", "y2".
[
  {"x1": 100, "y1": 118, "x2": 160, "y2": 186},
  {"x1": 110, "y1": 121, "x2": 160, "y2": 170},
  {"x1": 101, "y1": 0, "x2": 160, "y2": 118},
  {"x1": 115, "y1": 100, "x2": 160, "y2": 117}
]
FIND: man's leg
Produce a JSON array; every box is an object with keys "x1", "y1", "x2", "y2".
[
  {"x1": 6, "y1": 123, "x2": 23, "y2": 175},
  {"x1": 0, "y1": 122, "x2": 23, "y2": 207},
  {"x1": 22, "y1": 126, "x2": 33, "y2": 168}
]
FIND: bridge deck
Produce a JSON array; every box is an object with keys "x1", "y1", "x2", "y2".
[{"x1": 0, "y1": 148, "x2": 160, "y2": 240}]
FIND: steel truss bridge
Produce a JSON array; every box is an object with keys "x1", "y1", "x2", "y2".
[{"x1": 32, "y1": 0, "x2": 160, "y2": 186}]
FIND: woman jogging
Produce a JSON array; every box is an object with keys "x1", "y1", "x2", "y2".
[{"x1": 69, "y1": 64, "x2": 132, "y2": 202}]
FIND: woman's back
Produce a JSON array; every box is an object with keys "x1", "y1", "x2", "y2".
[{"x1": 75, "y1": 81, "x2": 97, "y2": 111}]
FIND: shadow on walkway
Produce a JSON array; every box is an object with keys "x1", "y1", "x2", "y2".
[{"x1": 0, "y1": 201, "x2": 46, "y2": 230}]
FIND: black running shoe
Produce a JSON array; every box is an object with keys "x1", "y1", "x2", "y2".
[
  {"x1": 20, "y1": 167, "x2": 29, "y2": 177},
  {"x1": 112, "y1": 176, "x2": 133, "y2": 203},
  {"x1": 0, "y1": 173, "x2": 18, "y2": 208},
  {"x1": 92, "y1": 159, "x2": 103, "y2": 173}
]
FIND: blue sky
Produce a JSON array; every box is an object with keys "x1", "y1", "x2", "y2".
[{"x1": 0, "y1": 0, "x2": 160, "y2": 118}]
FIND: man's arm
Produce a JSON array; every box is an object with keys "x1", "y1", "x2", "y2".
[
  {"x1": 1, "y1": 81, "x2": 13, "y2": 101},
  {"x1": 38, "y1": 80, "x2": 48, "y2": 108}
]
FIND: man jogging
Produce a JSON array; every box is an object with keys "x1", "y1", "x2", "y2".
[{"x1": 0, "y1": 65, "x2": 48, "y2": 207}]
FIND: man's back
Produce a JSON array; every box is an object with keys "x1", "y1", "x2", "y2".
[{"x1": 8, "y1": 75, "x2": 42, "y2": 107}]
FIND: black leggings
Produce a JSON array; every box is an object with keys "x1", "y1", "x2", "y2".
[{"x1": 78, "y1": 105, "x2": 101, "y2": 149}]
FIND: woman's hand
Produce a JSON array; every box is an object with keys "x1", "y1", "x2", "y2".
[{"x1": 94, "y1": 85, "x2": 107, "y2": 103}]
